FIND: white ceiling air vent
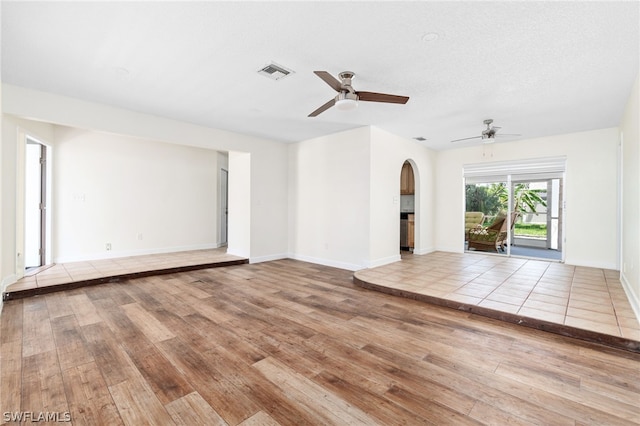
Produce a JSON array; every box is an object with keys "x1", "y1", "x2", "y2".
[{"x1": 257, "y1": 62, "x2": 294, "y2": 81}]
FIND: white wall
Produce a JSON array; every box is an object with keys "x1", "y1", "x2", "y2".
[
  {"x1": 249, "y1": 143, "x2": 289, "y2": 263},
  {"x1": 620, "y1": 73, "x2": 640, "y2": 318},
  {"x1": 52, "y1": 126, "x2": 220, "y2": 262},
  {"x1": 0, "y1": 82, "x2": 3, "y2": 310},
  {"x1": 1, "y1": 84, "x2": 289, "y2": 285},
  {"x1": 288, "y1": 126, "x2": 436, "y2": 270},
  {"x1": 2, "y1": 115, "x2": 55, "y2": 291},
  {"x1": 288, "y1": 127, "x2": 371, "y2": 270},
  {"x1": 227, "y1": 151, "x2": 251, "y2": 259},
  {"x1": 435, "y1": 128, "x2": 620, "y2": 269},
  {"x1": 369, "y1": 127, "x2": 436, "y2": 265}
]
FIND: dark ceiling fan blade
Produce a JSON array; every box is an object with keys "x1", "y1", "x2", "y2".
[
  {"x1": 356, "y1": 91, "x2": 409, "y2": 104},
  {"x1": 356, "y1": 92, "x2": 409, "y2": 104},
  {"x1": 308, "y1": 98, "x2": 336, "y2": 117},
  {"x1": 451, "y1": 135, "x2": 482, "y2": 143},
  {"x1": 314, "y1": 71, "x2": 342, "y2": 92}
]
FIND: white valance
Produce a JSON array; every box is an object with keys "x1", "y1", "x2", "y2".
[{"x1": 463, "y1": 156, "x2": 566, "y2": 184}]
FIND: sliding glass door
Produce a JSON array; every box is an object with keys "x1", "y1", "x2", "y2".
[
  {"x1": 463, "y1": 157, "x2": 565, "y2": 261},
  {"x1": 510, "y1": 178, "x2": 563, "y2": 254}
]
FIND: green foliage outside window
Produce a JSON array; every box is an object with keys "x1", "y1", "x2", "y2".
[
  {"x1": 465, "y1": 185, "x2": 503, "y2": 216},
  {"x1": 465, "y1": 183, "x2": 547, "y2": 216}
]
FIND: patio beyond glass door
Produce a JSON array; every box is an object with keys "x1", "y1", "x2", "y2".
[
  {"x1": 464, "y1": 179, "x2": 510, "y2": 254},
  {"x1": 465, "y1": 176, "x2": 563, "y2": 261},
  {"x1": 463, "y1": 157, "x2": 566, "y2": 261}
]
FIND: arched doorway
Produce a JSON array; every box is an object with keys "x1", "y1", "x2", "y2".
[{"x1": 400, "y1": 160, "x2": 416, "y2": 252}]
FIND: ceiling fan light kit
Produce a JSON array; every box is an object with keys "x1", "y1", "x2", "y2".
[
  {"x1": 335, "y1": 92, "x2": 358, "y2": 111},
  {"x1": 308, "y1": 70, "x2": 409, "y2": 117}
]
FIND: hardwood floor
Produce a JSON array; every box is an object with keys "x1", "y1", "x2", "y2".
[{"x1": 1, "y1": 259, "x2": 639, "y2": 425}]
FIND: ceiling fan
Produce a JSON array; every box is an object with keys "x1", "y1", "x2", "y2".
[
  {"x1": 308, "y1": 71, "x2": 409, "y2": 117},
  {"x1": 451, "y1": 119, "x2": 521, "y2": 143}
]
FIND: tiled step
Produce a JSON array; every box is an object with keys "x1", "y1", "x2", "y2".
[{"x1": 3, "y1": 251, "x2": 248, "y2": 301}]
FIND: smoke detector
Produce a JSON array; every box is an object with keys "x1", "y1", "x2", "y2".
[{"x1": 257, "y1": 62, "x2": 294, "y2": 81}]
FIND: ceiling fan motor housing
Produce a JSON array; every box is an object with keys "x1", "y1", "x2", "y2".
[
  {"x1": 482, "y1": 119, "x2": 497, "y2": 138},
  {"x1": 338, "y1": 71, "x2": 355, "y2": 85},
  {"x1": 337, "y1": 92, "x2": 358, "y2": 102}
]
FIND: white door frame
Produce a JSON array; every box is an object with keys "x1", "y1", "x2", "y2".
[
  {"x1": 220, "y1": 168, "x2": 229, "y2": 246},
  {"x1": 16, "y1": 130, "x2": 52, "y2": 278}
]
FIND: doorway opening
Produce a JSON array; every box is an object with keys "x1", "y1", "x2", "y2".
[
  {"x1": 25, "y1": 137, "x2": 51, "y2": 270},
  {"x1": 400, "y1": 160, "x2": 416, "y2": 253},
  {"x1": 220, "y1": 168, "x2": 229, "y2": 246}
]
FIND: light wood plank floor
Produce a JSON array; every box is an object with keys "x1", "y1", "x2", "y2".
[{"x1": 1, "y1": 259, "x2": 639, "y2": 425}]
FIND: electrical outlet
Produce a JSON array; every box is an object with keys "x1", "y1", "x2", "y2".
[
  {"x1": 106, "y1": 243, "x2": 112, "y2": 251},
  {"x1": 137, "y1": 233, "x2": 143, "y2": 241}
]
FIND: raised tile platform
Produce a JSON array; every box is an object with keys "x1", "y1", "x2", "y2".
[
  {"x1": 354, "y1": 251, "x2": 640, "y2": 353},
  {"x1": 3, "y1": 248, "x2": 248, "y2": 301}
]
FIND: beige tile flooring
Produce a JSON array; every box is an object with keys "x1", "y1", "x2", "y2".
[
  {"x1": 5, "y1": 248, "x2": 243, "y2": 293},
  {"x1": 355, "y1": 251, "x2": 640, "y2": 341}
]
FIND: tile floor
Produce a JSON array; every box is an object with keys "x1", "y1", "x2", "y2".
[
  {"x1": 355, "y1": 251, "x2": 640, "y2": 341},
  {"x1": 5, "y1": 248, "x2": 244, "y2": 294}
]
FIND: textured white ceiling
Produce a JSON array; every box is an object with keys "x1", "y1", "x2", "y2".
[{"x1": 2, "y1": 1, "x2": 638, "y2": 149}]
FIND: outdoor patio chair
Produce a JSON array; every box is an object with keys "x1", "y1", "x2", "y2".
[
  {"x1": 468, "y1": 212, "x2": 519, "y2": 252},
  {"x1": 464, "y1": 212, "x2": 485, "y2": 241}
]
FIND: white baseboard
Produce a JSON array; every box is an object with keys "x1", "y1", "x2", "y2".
[
  {"x1": 367, "y1": 255, "x2": 401, "y2": 268},
  {"x1": 435, "y1": 245, "x2": 465, "y2": 254},
  {"x1": 620, "y1": 272, "x2": 640, "y2": 324},
  {"x1": 564, "y1": 258, "x2": 618, "y2": 270},
  {"x1": 287, "y1": 253, "x2": 364, "y2": 271},
  {"x1": 226, "y1": 248, "x2": 249, "y2": 258},
  {"x1": 413, "y1": 246, "x2": 435, "y2": 256},
  {"x1": 250, "y1": 253, "x2": 288, "y2": 264},
  {"x1": 53, "y1": 243, "x2": 221, "y2": 264}
]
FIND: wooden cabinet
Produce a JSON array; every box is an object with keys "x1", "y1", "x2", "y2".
[
  {"x1": 407, "y1": 214, "x2": 415, "y2": 249},
  {"x1": 400, "y1": 162, "x2": 415, "y2": 195}
]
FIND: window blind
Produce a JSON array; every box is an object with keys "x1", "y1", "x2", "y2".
[{"x1": 463, "y1": 156, "x2": 566, "y2": 184}]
